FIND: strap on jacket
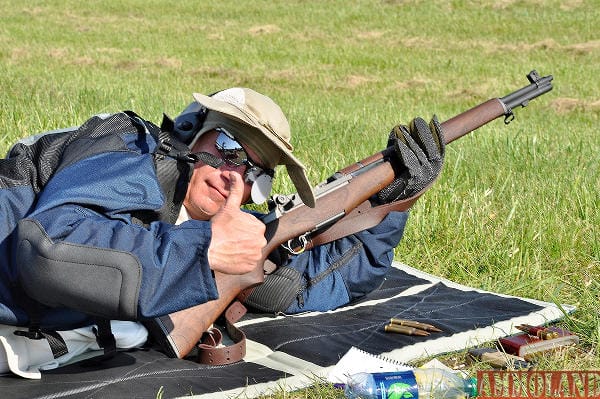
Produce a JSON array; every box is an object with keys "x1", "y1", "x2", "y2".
[{"x1": 11, "y1": 286, "x2": 69, "y2": 359}]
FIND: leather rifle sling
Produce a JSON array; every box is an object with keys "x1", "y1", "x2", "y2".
[
  {"x1": 307, "y1": 187, "x2": 428, "y2": 250},
  {"x1": 196, "y1": 300, "x2": 248, "y2": 365}
]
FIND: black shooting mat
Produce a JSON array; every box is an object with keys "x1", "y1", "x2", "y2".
[
  {"x1": 354, "y1": 263, "x2": 431, "y2": 301},
  {"x1": 240, "y1": 282, "x2": 545, "y2": 367},
  {"x1": 0, "y1": 350, "x2": 286, "y2": 398},
  {"x1": 0, "y1": 263, "x2": 573, "y2": 399}
]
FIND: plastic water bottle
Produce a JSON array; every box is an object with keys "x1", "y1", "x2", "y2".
[{"x1": 344, "y1": 369, "x2": 477, "y2": 399}]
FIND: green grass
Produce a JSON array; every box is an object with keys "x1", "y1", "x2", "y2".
[{"x1": 1, "y1": 0, "x2": 598, "y2": 397}]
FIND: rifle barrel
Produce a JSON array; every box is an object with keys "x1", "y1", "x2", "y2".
[
  {"x1": 500, "y1": 74, "x2": 553, "y2": 110},
  {"x1": 441, "y1": 70, "x2": 552, "y2": 144}
]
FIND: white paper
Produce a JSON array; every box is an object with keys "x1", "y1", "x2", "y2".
[{"x1": 327, "y1": 347, "x2": 411, "y2": 384}]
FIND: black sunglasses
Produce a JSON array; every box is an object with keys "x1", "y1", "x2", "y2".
[
  {"x1": 214, "y1": 128, "x2": 274, "y2": 178},
  {"x1": 215, "y1": 128, "x2": 259, "y2": 167}
]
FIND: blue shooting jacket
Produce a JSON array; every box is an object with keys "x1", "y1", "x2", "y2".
[{"x1": 0, "y1": 112, "x2": 407, "y2": 330}]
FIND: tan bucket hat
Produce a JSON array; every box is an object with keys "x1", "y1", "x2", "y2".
[{"x1": 191, "y1": 88, "x2": 315, "y2": 207}]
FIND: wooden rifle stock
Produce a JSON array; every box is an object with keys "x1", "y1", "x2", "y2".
[{"x1": 152, "y1": 70, "x2": 553, "y2": 360}]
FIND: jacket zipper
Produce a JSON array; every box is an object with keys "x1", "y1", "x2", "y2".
[{"x1": 295, "y1": 240, "x2": 363, "y2": 308}]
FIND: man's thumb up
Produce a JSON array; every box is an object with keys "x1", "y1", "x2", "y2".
[
  {"x1": 223, "y1": 172, "x2": 245, "y2": 210},
  {"x1": 208, "y1": 171, "x2": 267, "y2": 275}
]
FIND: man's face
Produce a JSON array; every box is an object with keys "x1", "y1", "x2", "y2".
[{"x1": 183, "y1": 130, "x2": 262, "y2": 220}]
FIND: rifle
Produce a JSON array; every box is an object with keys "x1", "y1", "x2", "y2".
[
  {"x1": 260, "y1": 69, "x2": 553, "y2": 272},
  {"x1": 151, "y1": 70, "x2": 553, "y2": 360}
]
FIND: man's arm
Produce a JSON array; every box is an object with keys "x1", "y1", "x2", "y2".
[
  {"x1": 15, "y1": 132, "x2": 221, "y2": 321},
  {"x1": 242, "y1": 210, "x2": 409, "y2": 314},
  {"x1": 149, "y1": 172, "x2": 266, "y2": 358}
]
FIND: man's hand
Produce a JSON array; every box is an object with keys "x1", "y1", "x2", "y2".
[
  {"x1": 208, "y1": 172, "x2": 267, "y2": 277},
  {"x1": 376, "y1": 116, "x2": 445, "y2": 204}
]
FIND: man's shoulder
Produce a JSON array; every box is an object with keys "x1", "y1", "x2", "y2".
[
  {"x1": 76, "y1": 111, "x2": 160, "y2": 143},
  {"x1": 58, "y1": 112, "x2": 160, "y2": 162}
]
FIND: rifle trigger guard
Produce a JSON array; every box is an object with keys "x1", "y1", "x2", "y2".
[{"x1": 283, "y1": 234, "x2": 308, "y2": 255}]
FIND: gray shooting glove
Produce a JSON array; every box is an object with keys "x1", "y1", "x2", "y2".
[{"x1": 375, "y1": 116, "x2": 445, "y2": 204}]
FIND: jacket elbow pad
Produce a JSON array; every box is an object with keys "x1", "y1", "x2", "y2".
[{"x1": 16, "y1": 218, "x2": 141, "y2": 320}]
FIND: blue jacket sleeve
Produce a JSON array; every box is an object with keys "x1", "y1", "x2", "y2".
[
  {"x1": 272, "y1": 210, "x2": 409, "y2": 313},
  {"x1": 19, "y1": 134, "x2": 218, "y2": 320}
]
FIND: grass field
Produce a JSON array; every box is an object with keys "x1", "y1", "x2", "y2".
[{"x1": 0, "y1": 0, "x2": 597, "y2": 397}]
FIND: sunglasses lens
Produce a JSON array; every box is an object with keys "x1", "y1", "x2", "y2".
[{"x1": 215, "y1": 129, "x2": 248, "y2": 166}]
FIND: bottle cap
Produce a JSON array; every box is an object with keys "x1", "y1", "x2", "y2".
[{"x1": 466, "y1": 377, "x2": 478, "y2": 397}]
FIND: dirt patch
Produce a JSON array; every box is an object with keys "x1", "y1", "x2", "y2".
[
  {"x1": 560, "y1": 0, "x2": 584, "y2": 10},
  {"x1": 488, "y1": 0, "x2": 581, "y2": 10},
  {"x1": 492, "y1": 39, "x2": 560, "y2": 52},
  {"x1": 62, "y1": 11, "x2": 146, "y2": 27},
  {"x1": 155, "y1": 57, "x2": 182, "y2": 68},
  {"x1": 346, "y1": 75, "x2": 376, "y2": 88},
  {"x1": 248, "y1": 25, "x2": 281, "y2": 35},
  {"x1": 207, "y1": 32, "x2": 225, "y2": 40},
  {"x1": 22, "y1": 7, "x2": 45, "y2": 17},
  {"x1": 550, "y1": 98, "x2": 600, "y2": 114},
  {"x1": 114, "y1": 60, "x2": 139, "y2": 70},
  {"x1": 356, "y1": 31, "x2": 385, "y2": 40},
  {"x1": 400, "y1": 36, "x2": 437, "y2": 49},
  {"x1": 47, "y1": 48, "x2": 70, "y2": 59},
  {"x1": 96, "y1": 48, "x2": 124, "y2": 55},
  {"x1": 48, "y1": 48, "x2": 112, "y2": 66},
  {"x1": 394, "y1": 78, "x2": 432, "y2": 90},
  {"x1": 71, "y1": 56, "x2": 95, "y2": 66},
  {"x1": 449, "y1": 38, "x2": 597, "y2": 56},
  {"x1": 9, "y1": 47, "x2": 31, "y2": 62},
  {"x1": 565, "y1": 40, "x2": 600, "y2": 55}
]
